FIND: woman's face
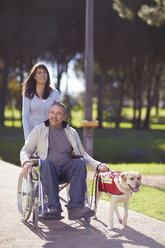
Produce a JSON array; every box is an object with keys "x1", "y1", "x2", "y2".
[{"x1": 34, "y1": 67, "x2": 48, "y2": 85}]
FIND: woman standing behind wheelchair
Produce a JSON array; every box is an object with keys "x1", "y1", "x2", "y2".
[{"x1": 22, "y1": 62, "x2": 60, "y2": 139}]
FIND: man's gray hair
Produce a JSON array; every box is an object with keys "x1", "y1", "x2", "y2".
[{"x1": 50, "y1": 101, "x2": 67, "y2": 113}]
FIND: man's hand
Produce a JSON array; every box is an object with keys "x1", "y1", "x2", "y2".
[
  {"x1": 22, "y1": 162, "x2": 32, "y2": 179},
  {"x1": 97, "y1": 163, "x2": 109, "y2": 172}
]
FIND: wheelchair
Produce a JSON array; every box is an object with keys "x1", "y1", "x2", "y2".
[{"x1": 17, "y1": 156, "x2": 92, "y2": 228}]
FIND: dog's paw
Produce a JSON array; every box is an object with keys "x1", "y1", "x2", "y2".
[
  {"x1": 107, "y1": 225, "x2": 114, "y2": 231},
  {"x1": 119, "y1": 219, "x2": 122, "y2": 224},
  {"x1": 122, "y1": 219, "x2": 127, "y2": 226}
]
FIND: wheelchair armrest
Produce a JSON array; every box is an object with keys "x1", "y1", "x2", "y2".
[
  {"x1": 71, "y1": 154, "x2": 84, "y2": 160},
  {"x1": 30, "y1": 154, "x2": 40, "y2": 166},
  {"x1": 30, "y1": 154, "x2": 40, "y2": 159}
]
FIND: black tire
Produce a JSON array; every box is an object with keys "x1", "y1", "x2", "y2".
[
  {"x1": 84, "y1": 216, "x2": 91, "y2": 226},
  {"x1": 32, "y1": 208, "x2": 38, "y2": 228}
]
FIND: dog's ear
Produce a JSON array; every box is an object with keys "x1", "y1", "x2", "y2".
[
  {"x1": 120, "y1": 172, "x2": 127, "y2": 183},
  {"x1": 138, "y1": 173, "x2": 142, "y2": 182}
]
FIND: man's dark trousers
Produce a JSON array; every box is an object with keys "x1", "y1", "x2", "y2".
[{"x1": 40, "y1": 159, "x2": 87, "y2": 211}]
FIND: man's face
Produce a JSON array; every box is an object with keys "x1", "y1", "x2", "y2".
[{"x1": 48, "y1": 105, "x2": 67, "y2": 129}]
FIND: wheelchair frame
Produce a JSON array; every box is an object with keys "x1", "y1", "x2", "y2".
[{"x1": 17, "y1": 157, "x2": 92, "y2": 228}]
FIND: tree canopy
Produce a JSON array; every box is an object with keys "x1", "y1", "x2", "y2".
[{"x1": 0, "y1": 0, "x2": 165, "y2": 129}]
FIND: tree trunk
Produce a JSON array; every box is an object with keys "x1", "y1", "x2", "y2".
[
  {"x1": 97, "y1": 72, "x2": 105, "y2": 129},
  {"x1": 115, "y1": 80, "x2": 124, "y2": 129},
  {"x1": 0, "y1": 42, "x2": 10, "y2": 126},
  {"x1": 83, "y1": 0, "x2": 94, "y2": 156},
  {"x1": 143, "y1": 65, "x2": 162, "y2": 128},
  {"x1": 132, "y1": 72, "x2": 137, "y2": 128},
  {"x1": 136, "y1": 62, "x2": 143, "y2": 129},
  {"x1": 56, "y1": 63, "x2": 64, "y2": 92},
  {"x1": 154, "y1": 66, "x2": 162, "y2": 117},
  {"x1": 143, "y1": 79, "x2": 152, "y2": 129},
  {"x1": 20, "y1": 61, "x2": 26, "y2": 125},
  {"x1": 155, "y1": 84, "x2": 160, "y2": 117},
  {"x1": 137, "y1": 81, "x2": 142, "y2": 129},
  {"x1": 131, "y1": 58, "x2": 138, "y2": 129}
]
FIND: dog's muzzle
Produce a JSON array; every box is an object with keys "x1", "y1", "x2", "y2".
[{"x1": 128, "y1": 184, "x2": 140, "y2": 192}]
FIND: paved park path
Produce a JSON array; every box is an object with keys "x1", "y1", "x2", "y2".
[{"x1": 0, "y1": 160, "x2": 165, "y2": 248}]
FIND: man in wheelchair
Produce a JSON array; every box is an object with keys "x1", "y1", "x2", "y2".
[{"x1": 20, "y1": 102, "x2": 108, "y2": 220}]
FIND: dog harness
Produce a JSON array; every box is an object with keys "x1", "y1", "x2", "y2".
[{"x1": 98, "y1": 171, "x2": 123, "y2": 195}]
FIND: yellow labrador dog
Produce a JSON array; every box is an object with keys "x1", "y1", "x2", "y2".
[{"x1": 94, "y1": 170, "x2": 141, "y2": 230}]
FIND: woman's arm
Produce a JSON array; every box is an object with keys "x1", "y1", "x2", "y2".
[{"x1": 22, "y1": 96, "x2": 31, "y2": 139}]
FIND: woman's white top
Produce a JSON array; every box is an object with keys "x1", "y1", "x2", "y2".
[{"x1": 22, "y1": 89, "x2": 60, "y2": 139}]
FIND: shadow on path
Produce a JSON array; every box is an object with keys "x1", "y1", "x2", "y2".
[{"x1": 22, "y1": 216, "x2": 164, "y2": 248}]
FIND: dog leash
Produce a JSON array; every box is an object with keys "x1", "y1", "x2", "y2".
[
  {"x1": 89, "y1": 171, "x2": 99, "y2": 209},
  {"x1": 90, "y1": 168, "x2": 111, "y2": 210}
]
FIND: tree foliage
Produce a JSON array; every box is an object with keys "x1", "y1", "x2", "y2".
[
  {"x1": 92, "y1": 0, "x2": 165, "y2": 129},
  {"x1": 0, "y1": 0, "x2": 165, "y2": 130},
  {"x1": 113, "y1": 0, "x2": 165, "y2": 27},
  {"x1": 0, "y1": 0, "x2": 85, "y2": 125}
]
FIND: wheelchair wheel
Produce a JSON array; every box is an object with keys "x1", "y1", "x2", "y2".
[{"x1": 17, "y1": 172, "x2": 33, "y2": 221}]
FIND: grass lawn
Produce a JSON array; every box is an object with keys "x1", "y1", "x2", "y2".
[
  {"x1": 4, "y1": 104, "x2": 165, "y2": 129},
  {"x1": 0, "y1": 126, "x2": 24, "y2": 164},
  {"x1": 93, "y1": 128, "x2": 165, "y2": 163},
  {"x1": 70, "y1": 104, "x2": 165, "y2": 129},
  {"x1": 1, "y1": 126, "x2": 165, "y2": 165},
  {"x1": 4, "y1": 120, "x2": 22, "y2": 128},
  {"x1": 107, "y1": 163, "x2": 165, "y2": 175},
  {"x1": 4, "y1": 106, "x2": 22, "y2": 127},
  {"x1": 1, "y1": 125, "x2": 165, "y2": 165}
]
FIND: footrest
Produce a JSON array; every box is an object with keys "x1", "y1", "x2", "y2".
[{"x1": 42, "y1": 212, "x2": 64, "y2": 220}]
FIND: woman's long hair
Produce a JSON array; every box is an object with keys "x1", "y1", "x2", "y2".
[{"x1": 22, "y1": 63, "x2": 52, "y2": 99}]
